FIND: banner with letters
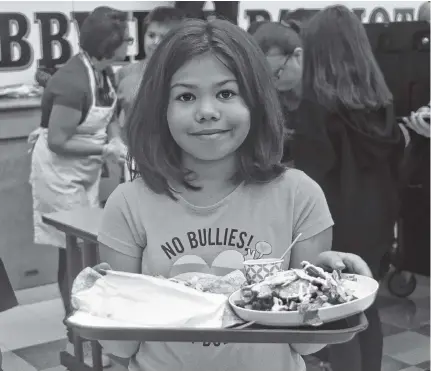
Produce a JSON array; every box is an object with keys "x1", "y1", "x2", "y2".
[{"x1": 0, "y1": 1, "x2": 424, "y2": 86}]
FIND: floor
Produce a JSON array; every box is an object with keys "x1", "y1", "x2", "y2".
[{"x1": 0, "y1": 273, "x2": 429, "y2": 371}]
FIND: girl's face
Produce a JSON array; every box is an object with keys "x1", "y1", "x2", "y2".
[
  {"x1": 266, "y1": 46, "x2": 303, "y2": 92},
  {"x1": 167, "y1": 54, "x2": 251, "y2": 164},
  {"x1": 144, "y1": 21, "x2": 176, "y2": 58}
]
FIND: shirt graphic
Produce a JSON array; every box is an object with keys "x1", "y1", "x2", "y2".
[{"x1": 159, "y1": 227, "x2": 273, "y2": 278}]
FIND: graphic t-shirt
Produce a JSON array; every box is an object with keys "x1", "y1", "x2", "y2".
[{"x1": 98, "y1": 168, "x2": 334, "y2": 371}]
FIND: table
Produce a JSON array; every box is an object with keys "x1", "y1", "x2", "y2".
[{"x1": 42, "y1": 207, "x2": 104, "y2": 371}]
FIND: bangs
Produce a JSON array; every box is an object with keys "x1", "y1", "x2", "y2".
[{"x1": 253, "y1": 22, "x2": 301, "y2": 56}]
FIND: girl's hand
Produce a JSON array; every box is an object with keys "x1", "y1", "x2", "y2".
[{"x1": 315, "y1": 251, "x2": 373, "y2": 277}]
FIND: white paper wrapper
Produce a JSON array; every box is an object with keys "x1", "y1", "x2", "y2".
[{"x1": 69, "y1": 268, "x2": 245, "y2": 329}]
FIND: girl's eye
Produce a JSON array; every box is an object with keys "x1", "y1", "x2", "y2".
[
  {"x1": 217, "y1": 90, "x2": 236, "y2": 100},
  {"x1": 176, "y1": 93, "x2": 195, "y2": 102}
]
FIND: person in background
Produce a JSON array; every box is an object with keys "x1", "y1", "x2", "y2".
[
  {"x1": 116, "y1": 6, "x2": 186, "y2": 125},
  {"x1": 254, "y1": 10, "x2": 430, "y2": 371},
  {"x1": 398, "y1": 102, "x2": 430, "y2": 279},
  {"x1": 97, "y1": 18, "x2": 335, "y2": 371},
  {"x1": 29, "y1": 6, "x2": 129, "y2": 367},
  {"x1": 246, "y1": 20, "x2": 268, "y2": 35},
  {"x1": 33, "y1": 63, "x2": 118, "y2": 180},
  {"x1": 287, "y1": 6, "x2": 405, "y2": 371},
  {"x1": 175, "y1": 1, "x2": 239, "y2": 25},
  {"x1": 35, "y1": 63, "x2": 58, "y2": 88},
  {"x1": 253, "y1": 21, "x2": 303, "y2": 164},
  {"x1": 418, "y1": 1, "x2": 430, "y2": 21}
]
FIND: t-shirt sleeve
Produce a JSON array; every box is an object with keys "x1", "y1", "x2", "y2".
[
  {"x1": 98, "y1": 185, "x2": 147, "y2": 258},
  {"x1": 292, "y1": 172, "x2": 334, "y2": 241},
  {"x1": 48, "y1": 68, "x2": 87, "y2": 111}
]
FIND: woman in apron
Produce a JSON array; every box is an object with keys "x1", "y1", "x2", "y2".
[{"x1": 29, "y1": 6, "x2": 130, "y2": 367}]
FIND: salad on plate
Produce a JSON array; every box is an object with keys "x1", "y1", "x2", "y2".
[{"x1": 234, "y1": 261, "x2": 359, "y2": 325}]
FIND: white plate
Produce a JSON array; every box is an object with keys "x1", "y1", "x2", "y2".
[{"x1": 228, "y1": 274, "x2": 379, "y2": 327}]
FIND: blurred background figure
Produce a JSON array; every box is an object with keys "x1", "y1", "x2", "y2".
[
  {"x1": 116, "y1": 6, "x2": 186, "y2": 125},
  {"x1": 253, "y1": 20, "x2": 303, "y2": 163},
  {"x1": 253, "y1": 6, "x2": 429, "y2": 371},
  {"x1": 29, "y1": 6, "x2": 129, "y2": 367},
  {"x1": 418, "y1": 1, "x2": 430, "y2": 21}
]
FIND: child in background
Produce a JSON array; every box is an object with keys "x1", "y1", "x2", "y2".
[
  {"x1": 116, "y1": 6, "x2": 186, "y2": 124},
  {"x1": 97, "y1": 18, "x2": 334, "y2": 371}
]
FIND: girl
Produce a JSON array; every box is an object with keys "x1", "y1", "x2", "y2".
[{"x1": 98, "y1": 18, "x2": 334, "y2": 371}]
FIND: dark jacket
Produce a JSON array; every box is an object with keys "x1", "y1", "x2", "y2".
[{"x1": 290, "y1": 99, "x2": 404, "y2": 276}]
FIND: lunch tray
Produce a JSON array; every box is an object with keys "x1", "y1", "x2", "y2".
[{"x1": 66, "y1": 312, "x2": 368, "y2": 345}]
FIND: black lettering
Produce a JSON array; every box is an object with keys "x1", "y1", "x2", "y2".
[
  {"x1": 279, "y1": 9, "x2": 290, "y2": 23},
  {"x1": 247, "y1": 235, "x2": 254, "y2": 247},
  {"x1": 215, "y1": 228, "x2": 223, "y2": 245},
  {"x1": 237, "y1": 231, "x2": 247, "y2": 249},
  {"x1": 0, "y1": 13, "x2": 32, "y2": 70},
  {"x1": 369, "y1": 7, "x2": 391, "y2": 23},
  {"x1": 187, "y1": 232, "x2": 198, "y2": 249},
  {"x1": 161, "y1": 242, "x2": 176, "y2": 259},
  {"x1": 208, "y1": 229, "x2": 216, "y2": 246},
  {"x1": 132, "y1": 11, "x2": 150, "y2": 61},
  {"x1": 198, "y1": 229, "x2": 207, "y2": 246},
  {"x1": 394, "y1": 8, "x2": 414, "y2": 22},
  {"x1": 70, "y1": 11, "x2": 90, "y2": 34},
  {"x1": 279, "y1": 9, "x2": 319, "y2": 23},
  {"x1": 35, "y1": 12, "x2": 72, "y2": 69},
  {"x1": 245, "y1": 10, "x2": 271, "y2": 25},
  {"x1": 228, "y1": 229, "x2": 238, "y2": 247},
  {"x1": 352, "y1": 8, "x2": 366, "y2": 22},
  {"x1": 223, "y1": 228, "x2": 229, "y2": 245},
  {"x1": 172, "y1": 237, "x2": 185, "y2": 254}
]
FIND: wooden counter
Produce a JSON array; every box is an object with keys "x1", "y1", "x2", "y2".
[
  {"x1": 0, "y1": 97, "x2": 41, "y2": 112},
  {"x1": 0, "y1": 97, "x2": 41, "y2": 140}
]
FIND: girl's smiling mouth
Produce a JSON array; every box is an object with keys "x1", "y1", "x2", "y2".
[{"x1": 190, "y1": 129, "x2": 231, "y2": 139}]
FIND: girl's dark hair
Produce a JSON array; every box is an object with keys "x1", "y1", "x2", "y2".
[
  {"x1": 126, "y1": 18, "x2": 286, "y2": 199},
  {"x1": 301, "y1": 5, "x2": 392, "y2": 111},
  {"x1": 253, "y1": 21, "x2": 302, "y2": 56},
  {"x1": 80, "y1": 7, "x2": 128, "y2": 60}
]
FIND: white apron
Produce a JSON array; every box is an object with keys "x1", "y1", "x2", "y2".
[{"x1": 30, "y1": 54, "x2": 117, "y2": 248}]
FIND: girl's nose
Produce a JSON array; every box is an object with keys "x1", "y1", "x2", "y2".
[{"x1": 195, "y1": 98, "x2": 221, "y2": 122}]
